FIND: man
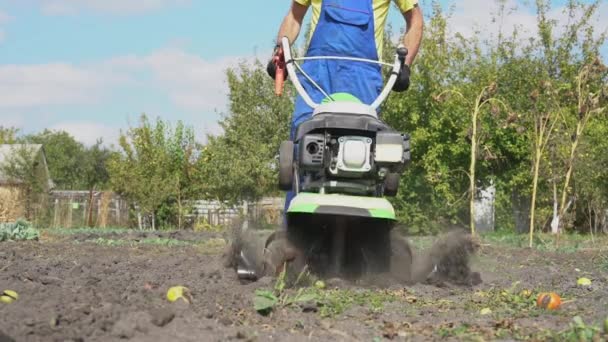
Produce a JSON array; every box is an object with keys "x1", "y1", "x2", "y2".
[{"x1": 268, "y1": 0, "x2": 424, "y2": 221}]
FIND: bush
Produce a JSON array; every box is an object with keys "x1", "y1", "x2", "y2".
[{"x1": 0, "y1": 219, "x2": 40, "y2": 242}]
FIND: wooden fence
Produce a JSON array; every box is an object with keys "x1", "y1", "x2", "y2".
[
  {"x1": 47, "y1": 190, "x2": 284, "y2": 230},
  {"x1": 186, "y1": 197, "x2": 284, "y2": 228},
  {"x1": 50, "y1": 190, "x2": 130, "y2": 228}
]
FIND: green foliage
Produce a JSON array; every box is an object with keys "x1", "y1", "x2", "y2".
[
  {"x1": 14, "y1": 130, "x2": 113, "y2": 191},
  {"x1": 0, "y1": 145, "x2": 47, "y2": 195},
  {"x1": 22, "y1": 130, "x2": 86, "y2": 189},
  {"x1": 199, "y1": 60, "x2": 293, "y2": 205},
  {"x1": 0, "y1": 126, "x2": 19, "y2": 144},
  {"x1": 253, "y1": 267, "x2": 319, "y2": 315},
  {"x1": 0, "y1": 220, "x2": 40, "y2": 242},
  {"x1": 548, "y1": 316, "x2": 608, "y2": 342},
  {"x1": 480, "y1": 230, "x2": 605, "y2": 252},
  {"x1": 48, "y1": 227, "x2": 132, "y2": 235},
  {"x1": 253, "y1": 289, "x2": 279, "y2": 314},
  {"x1": 107, "y1": 114, "x2": 202, "y2": 229},
  {"x1": 379, "y1": 0, "x2": 607, "y2": 233}
]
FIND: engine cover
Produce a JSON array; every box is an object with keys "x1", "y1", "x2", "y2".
[{"x1": 330, "y1": 136, "x2": 372, "y2": 177}]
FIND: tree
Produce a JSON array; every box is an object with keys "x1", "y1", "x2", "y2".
[
  {"x1": 198, "y1": 60, "x2": 293, "y2": 205},
  {"x1": 22, "y1": 130, "x2": 85, "y2": 189},
  {"x1": 0, "y1": 127, "x2": 19, "y2": 144},
  {"x1": 81, "y1": 139, "x2": 114, "y2": 226},
  {"x1": 107, "y1": 114, "x2": 201, "y2": 229}
]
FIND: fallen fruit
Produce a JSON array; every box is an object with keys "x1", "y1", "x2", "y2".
[
  {"x1": 314, "y1": 280, "x2": 326, "y2": 290},
  {"x1": 519, "y1": 289, "x2": 533, "y2": 298},
  {"x1": 166, "y1": 286, "x2": 192, "y2": 304},
  {"x1": 536, "y1": 292, "x2": 562, "y2": 310},
  {"x1": 0, "y1": 290, "x2": 19, "y2": 304},
  {"x1": 480, "y1": 308, "x2": 492, "y2": 315},
  {"x1": 577, "y1": 277, "x2": 592, "y2": 287}
]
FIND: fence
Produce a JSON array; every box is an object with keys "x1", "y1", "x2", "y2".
[
  {"x1": 47, "y1": 190, "x2": 284, "y2": 230},
  {"x1": 187, "y1": 197, "x2": 284, "y2": 228},
  {"x1": 50, "y1": 190, "x2": 130, "y2": 228}
]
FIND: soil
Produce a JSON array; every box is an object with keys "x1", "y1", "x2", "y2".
[{"x1": 1, "y1": 229, "x2": 607, "y2": 342}]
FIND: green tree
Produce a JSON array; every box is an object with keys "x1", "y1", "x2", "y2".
[
  {"x1": 198, "y1": 60, "x2": 293, "y2": 205},
  {"x1": 22, "y1": 130, "x2": 85, "y2": 189},
  {"x1": 107, "y1": 114, "x2": 201, "y2": 229},
  {"x1": 0, "y1": 127, "x2": 19, "y2": 144},
  {"x1": 81, "y1": 139, "x2": 114, "y2": 226}
]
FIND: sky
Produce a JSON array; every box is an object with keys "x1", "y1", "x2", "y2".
[{"x1": 0, "y1": 0, "x2": 606, "y2": 146}]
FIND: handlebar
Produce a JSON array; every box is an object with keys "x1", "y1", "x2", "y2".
[{"x1": 274, "y1": 36, "x2": 407, "y2": 110}]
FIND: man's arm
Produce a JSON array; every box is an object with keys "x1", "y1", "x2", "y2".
[
  {"x1": 275, "y1": 1, "x2": 309, "y2": 46},
  {"x1": 401, "y1": 5, "x2": 423, "y2": 66}
]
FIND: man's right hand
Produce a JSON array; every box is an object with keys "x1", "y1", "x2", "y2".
[{"x1": 392, "y1": 64, "x2": 411, "y2": 92}]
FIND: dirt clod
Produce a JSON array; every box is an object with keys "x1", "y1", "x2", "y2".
[{"x1": 150, "y1": 308, "x2": 175, "y2": 327}]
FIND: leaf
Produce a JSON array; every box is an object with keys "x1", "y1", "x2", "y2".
[
  {"x1": 293, "y1": 292, "x2": 318, "y2": 303},
  {"x1": 572, "y1": 316, "x2": 585, "y2": 328},
  {"x1": 254, "y1": 290, "x2": 278, "y2": 313}
]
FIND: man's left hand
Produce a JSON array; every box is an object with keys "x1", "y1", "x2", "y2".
[
  {"x1": 266, "y1": 45, "x2": 288, "y2": 80},
  {"x1": 392, "y1": 64, "x2": 410, "y2": 92}
]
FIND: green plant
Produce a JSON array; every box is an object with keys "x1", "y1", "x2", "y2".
[
  {"x1": 253, "y1": 266, "x2": 317, "y2": 315},
  {"x1": 551, "y1": 316, "x2": 606, "y2": 341},
  {"x1": 0, "y1": 219, "x2": 40, "y2": 242}
]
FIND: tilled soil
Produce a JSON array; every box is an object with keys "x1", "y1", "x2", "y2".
[{"x1": 1, "y1": 230, "x2": 607, "y2": 342}]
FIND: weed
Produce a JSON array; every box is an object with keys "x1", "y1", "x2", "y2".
[
  {"x1": 253, "y1": 266, "x2": 318, "y2": 315},
  {"x1": 437, "y1": 323, "x2": 471, "y2": 338},
  {"x1": 597, "y1": 253, "x2": 608, "y2": 272},
  {"x1": 466, "y1": 281, "x2": 539, "y2": 318},
  {"x1": 86, "y1": 237, "x2": 192, "y2": 247},
  {"x1": 47, "y1": 227, "x2": 132, "y2": 236},
  {"x1": 530, "y1": 316, "x2": 608, "y2": 342},
  {"x1": 480, "y1": 231, "x2": 606, "y2": 253},
  {"x1": 253, "y1": 265, "x2": 397, "y2": 317}
]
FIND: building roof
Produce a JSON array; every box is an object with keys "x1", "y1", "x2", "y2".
[{"x1": 0, "y1": 144, "x2": 54, "y2": 189}]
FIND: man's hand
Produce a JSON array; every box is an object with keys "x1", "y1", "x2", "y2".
[
  {"x1": 269, "y1": 1, "x2": 308, "y2": 80},
  {"x1": 393, "y1": 64, "x2": 410, "y2": 92},
  {"x1": 266, "y1": 45, "x2": 286, "y2": 80}
]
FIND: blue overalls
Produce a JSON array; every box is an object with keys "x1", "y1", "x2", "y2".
[{"x1": 283, "y1": 0, "x2": 383, "y2": 224}]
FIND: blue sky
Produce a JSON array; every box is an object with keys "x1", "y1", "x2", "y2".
[{"x1": 0, "y1": 0, "x2": 605, "y2": 145}]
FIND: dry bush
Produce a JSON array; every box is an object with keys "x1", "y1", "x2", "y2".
[{"x1": 0, "y1": 187, "x2": 25, "y2": 223}]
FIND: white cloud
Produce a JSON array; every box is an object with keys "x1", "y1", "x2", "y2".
[
  {"x1": 442, "y1": 0, "x2": 608, "y2": 44},
  {"x1": 49, "y1": 121, "x2": 119, "y2": 146},
  {"x1": 0, "y1": 48, "x2": 250, "y2": 113},
  {"x1": 0, "y1": 63, "x2": 123, "y2": 108},
  {"x1": 106, "y1": 49, "x2": 253, "y2": 113},
  {"x1": 0, "y1": 47, "x2": 253, "y2": 145},
  {"x1": 35, "y1": 0, "x2": 191, "y2": 15}
]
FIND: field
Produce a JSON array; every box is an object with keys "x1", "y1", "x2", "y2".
[{"x1": 1, "y1": 228, "x2": 607, "y2": 341}]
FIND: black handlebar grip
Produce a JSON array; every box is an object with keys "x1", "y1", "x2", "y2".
[{"x1": 397, "y1": 47, "x2": 408, "y2": 63}]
